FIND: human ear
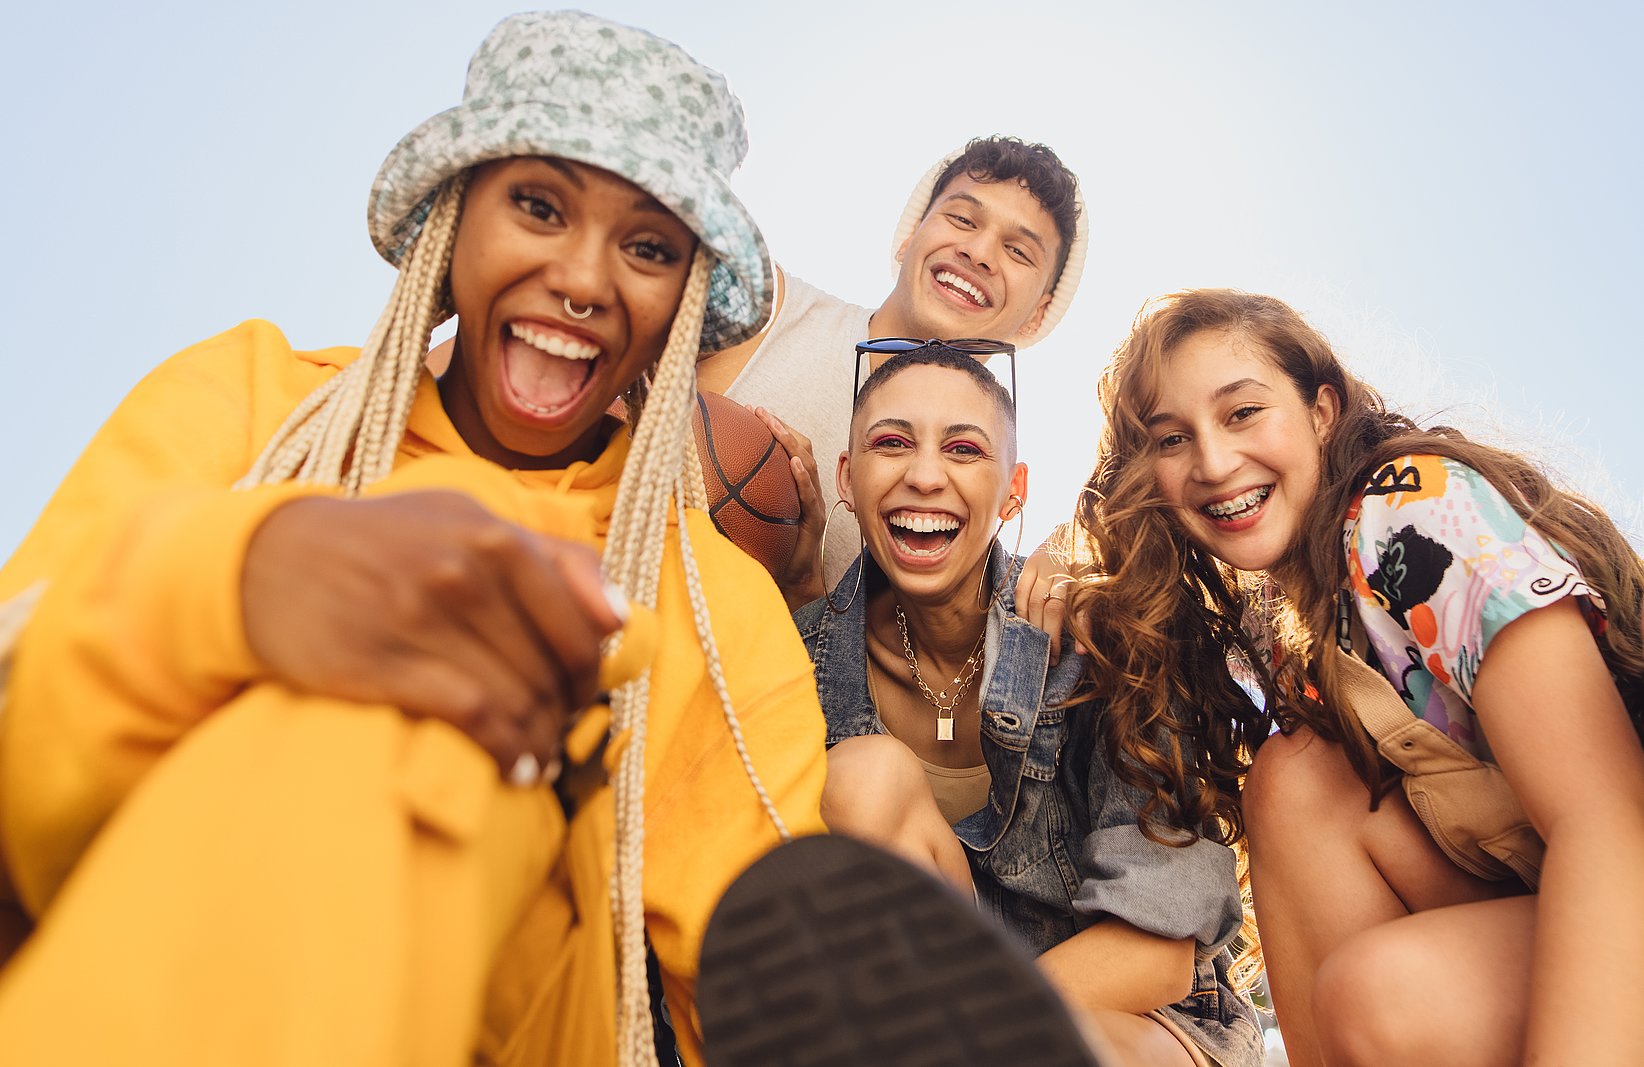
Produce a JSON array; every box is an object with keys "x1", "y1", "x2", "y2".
[
  {"x1": 1001, "y1": 462, "x2": 1029, "y2": 518},
  {"x1": 894, "y1": 237, "x2": 909, "y2": 266},
  {"x1": 836, "y1": 450, "x2": 855, "y2": 511},
  {"x1": 1312, "y1": 383, "x2": 1342, "y2": 443},
  {"x1": 1012, "y1": 291, "x2": 1053, "y2": 342}
]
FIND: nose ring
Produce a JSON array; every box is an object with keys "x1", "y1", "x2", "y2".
[{"x1": 563, "y1": 297, "x2": 594, "y2": 320}]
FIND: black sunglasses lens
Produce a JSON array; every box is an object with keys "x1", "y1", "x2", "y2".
[
  {"x1": 943, "y1": 338, "x2": 1015, "y2": 356},
  {"x1": 851, "y1": 340, "x2": 1017, "y2": 410},
  {"x1": 856, "y1": 338, "x2": 927, "y2": 354},
  {"x1": 854, "y1": 337, "x2": 1015, "y2": 358}
]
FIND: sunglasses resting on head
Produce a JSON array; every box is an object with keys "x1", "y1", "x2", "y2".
[{"x1": 852, "y1": 337, "x2": 1017, "y2": 408}]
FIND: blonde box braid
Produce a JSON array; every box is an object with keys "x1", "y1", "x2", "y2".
[
  {"x1": 236, "y1": 181, "x2": 790, "y2": 1066},
  {"x1": 602, "y1": 246, "x2": 791, "y2": 1066}
]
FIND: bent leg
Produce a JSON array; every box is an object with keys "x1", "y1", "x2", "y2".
[
  {"x1": 821, "y1": 734, "x2": 972, "y2": 894},
  {"x1": 0, "y1": 685, "x2": 562, "y2": 1067},
  {"x1": 1312, "y1": 896, "x2": 1534, "y2": 1067},
  {"x1": 1243, "y1": 729, "x2": 1525, "y2": 1067}
]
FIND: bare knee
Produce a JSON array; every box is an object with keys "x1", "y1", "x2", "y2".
[
  {"x1": 1313, "y1": 901, "x2": 1533, "y2": 1067},
  {"x1": 1243, "y1": 727, "x2": 1364, "y2": 845},
  {"x1": 1312, "y1": 930, "x2": 1435, "y2": 1066},
  {"x1": 821, "y1": 734, "x2": 929, "y2": 835},
  {"x1": 821, "y1": 734, "x2": 969, "y2": 890}
]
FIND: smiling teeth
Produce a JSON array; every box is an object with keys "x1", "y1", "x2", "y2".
[
  {"x1": 509, "y1": 322, "x2": 601, "y2": 360},
  {"x1": 1204, "y1": 487, "x2": 1271, "y2": 518},
  {"x1": 935, "y1": 271, "x2": 989, "y2": 307},
  {"x1": 888, "y1": 512, "x2": 961, "y2": 533}
]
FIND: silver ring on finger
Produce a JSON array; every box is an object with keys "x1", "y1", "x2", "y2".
[
  {"x1": 508, "y1": 752, "x2": 542, "y2": 787},
  {"x1": 508, "y1": 752, "x2": 565, "y2": 788}
]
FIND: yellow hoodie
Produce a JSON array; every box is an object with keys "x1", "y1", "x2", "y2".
[{"x1": 0, "y1": 320, "x2": 826, "y2": 1065}]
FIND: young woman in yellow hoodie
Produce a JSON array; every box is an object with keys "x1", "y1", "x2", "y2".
[{"x1": 0, "y1": 12, "x2": 827, "y2": 1066}]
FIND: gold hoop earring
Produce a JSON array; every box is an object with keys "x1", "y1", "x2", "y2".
[
  {"x1": 976, "y1": 494, "x2": 1026, "y2": 610},
  {"x1": 820, "y1": 499, "x2": 864, "y2": 614}
]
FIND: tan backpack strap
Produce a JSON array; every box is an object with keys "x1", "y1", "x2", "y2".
[
  {"x1": 1334, "y1": 596, "x2": 1542, "y2": 887},
  {"x1": 1332, "y1": 647, "x2": 1416, "y2": 740},
  {"x1": 1334, "y1": 593, "x2": 1472, "y2": 763},
  {"x1": 1334, "y1": 648, "x2": 1484, "y2": 776}
]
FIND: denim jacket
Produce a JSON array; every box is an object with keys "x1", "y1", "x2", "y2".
[{"x1": 794, "y1": 546, "x2": 1263, "y2": 1064}]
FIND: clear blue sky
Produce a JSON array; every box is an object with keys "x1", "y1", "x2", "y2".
[{"x1": 4, "y1": 0, "x2": 1640, "y2": 555}]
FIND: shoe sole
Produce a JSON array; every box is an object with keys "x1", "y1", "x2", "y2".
[{"x1": 699, "y1": 834, "x2": 1104, "y2": 1067}]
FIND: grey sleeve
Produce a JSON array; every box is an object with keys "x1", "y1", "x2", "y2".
[{"x1": 1069, "y1": 751, "x2": 1244, "y2": 954}]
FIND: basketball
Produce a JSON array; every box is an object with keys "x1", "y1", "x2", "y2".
[{"x1": 691, "y1": 391, "x2": 802, "y2": 577}]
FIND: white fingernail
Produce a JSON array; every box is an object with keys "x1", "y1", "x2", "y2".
[
  {"x1": 603, "y1": 580, "x2": 630, "y2": 624},
  {"x1": 508, "y1": 753, "x2": 541, "y2": 788}
]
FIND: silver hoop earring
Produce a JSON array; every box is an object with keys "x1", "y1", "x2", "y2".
[
  {"x1": 563, "y1": 297, "x2": 594, "y2": 320},
  {"x1": 820, "y1": 500, "x2": 864, "y2": 615},
  {"x1": 976, "y1": 494, "x2": 1026, "y2": 611}
]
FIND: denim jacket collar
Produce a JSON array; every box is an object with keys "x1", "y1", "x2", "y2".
[{"x1": 796, "y1": 542, "x2": 1087, "y2": 852}]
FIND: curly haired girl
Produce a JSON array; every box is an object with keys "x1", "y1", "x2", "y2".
[{"x1": 1075, "y1": 288, "x2": 1644, "y2": 1066}]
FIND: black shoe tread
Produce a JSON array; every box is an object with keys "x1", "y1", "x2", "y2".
[{"x1": 699, "y1": 835, "x2": 1100, "y2": 1067}]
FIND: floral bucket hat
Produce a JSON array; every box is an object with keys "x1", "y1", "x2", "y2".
[{"x1": 368, "y1": 10, "x2": 771, "y2": 351}]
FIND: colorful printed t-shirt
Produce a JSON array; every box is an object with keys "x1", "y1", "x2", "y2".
[{"x1": 1343, "y1": 454, "x2": 1604, "y2": 760}]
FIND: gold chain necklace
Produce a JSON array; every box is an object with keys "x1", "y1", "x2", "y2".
[{"x1": 896, "y1": 604, "x2": 985, "y2": 742}]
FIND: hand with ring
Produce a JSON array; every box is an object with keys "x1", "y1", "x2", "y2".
[
  {"x1": 242, "y1": 491, "x2": 629, "y2": 787},
  {"x1": 1014, "y1": 526, "x2": 1084, "y2": 664}
]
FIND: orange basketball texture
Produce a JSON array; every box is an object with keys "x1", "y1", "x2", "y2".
[{"x1": 691, "y1": 391, "x2": 802, "y2": 577}]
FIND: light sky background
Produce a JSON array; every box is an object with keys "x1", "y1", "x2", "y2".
[{"x1": 4, "y1": 0, "x2": 1640, "y2": 558}]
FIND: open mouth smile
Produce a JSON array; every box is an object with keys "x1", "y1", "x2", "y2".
[
  {"x1": 886, "y1": 509, "x2": 963, "y2": 558},
  {"x1": 934, "y1": 270, "x2": 991, "y2": 309},
  {"x1": 1201, "y1": 486, "x2": 1272, "y2": 523},
  {"x1": 503, "y1": 320, "x2": 604, "y2": 417}
]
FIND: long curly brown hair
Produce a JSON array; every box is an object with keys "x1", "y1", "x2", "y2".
[{"x1": 1073, "y1": 288, "x2": 1644, "y2": 826}]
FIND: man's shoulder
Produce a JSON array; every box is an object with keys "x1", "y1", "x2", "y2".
[{"x1": 753, "y1": 270, "x2": 872, "y2": 369}]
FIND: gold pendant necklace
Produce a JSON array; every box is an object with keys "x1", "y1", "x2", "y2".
[{"x1": 896, "y1": 604, "x2": 985, "y2": 741}]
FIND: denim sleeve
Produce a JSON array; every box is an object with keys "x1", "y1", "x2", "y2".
[{"x1": 1069, "y1": 754, "x2": 1243, "y2": 954}]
